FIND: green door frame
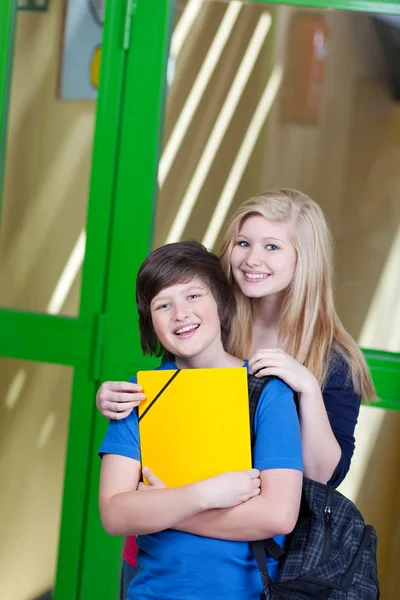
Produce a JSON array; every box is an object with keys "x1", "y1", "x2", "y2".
[
  {"x1": 0, "y1": 1, "x2": 399, "y2": 600},
  {"x1": 78, "y1": 2, "x2": 174, "y2": 598},
  {"x1": 0, "y1": 1, "x2": 16, "y2": 214}
]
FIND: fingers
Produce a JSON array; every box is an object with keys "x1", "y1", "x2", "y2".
[
  {"x1": 102, "y1": 408, "x2": 134, "y2": 420},
  {"x1": 142, "y1": 467, "x2": 167, "y2": 489},
  {"x1": 96, "y1": 382, "x2": 146, "y2": 419},
  {"x1": 248, "y1": 349, "x2": 287, "y2": 369},
  {"x1": 246, "y1": 471, "x2": 261, "y2": 500},
  {"x1": 116, "y1": 392, "x2": 145, "y2": 405},
  {"x1": 253, "y1": 367, "x2": 281, "y2": 378},
  {"x1": 112, "y1": 397, "x2": 145, "y2": 411},
  {"x1": 101, "y1": 381, "x2": 143, "y2": 393},
  {"x1": 100, "y1": 400, "x2": 141, "y2": 419},
  {"x1": 249, "y1": 358, "x2": 288, "y2": 375},
  {"x1": 101, "y1": 391, "x2": 145, "y2": 406},
  {"x1": 247, "y1": 468, "x2": 260, "y2": 479},
  {"x1": 96, "y1": 381, "x2": 144, "y2": 409},
  {"x1": 250, "y1": 363, "x2": 280, "y2": 376}
]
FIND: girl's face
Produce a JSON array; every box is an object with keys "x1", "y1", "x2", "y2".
[{"x1": 230, "y1": 214, "x2": 297, "y2": 301}]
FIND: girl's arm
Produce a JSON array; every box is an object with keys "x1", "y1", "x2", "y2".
[
  {"x1": 296, "y1": 382, "x2": 342, "y2": 484},
  {"x1": 317, "y1": 357, "x2": 361, "y2": 487},
  {"x1": 248, "y1": 349, "x2": 360, "y2": 485},
  {"x1": 99, "y1": 454, "x2": 261, "y2": 536}
]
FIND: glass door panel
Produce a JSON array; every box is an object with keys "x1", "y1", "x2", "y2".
[
  {"x1": 0, "y1": 2, "x2": 99, "y2": 316},
  {"x1": 155, "y1": 1, "x2": 400, "y2": 364},
  {"x1": 0, "y1": 357, "x2": 73, "y2": 600},
  {"x1": 155, "y1": 0, "x2": 275, "y2": 248}
]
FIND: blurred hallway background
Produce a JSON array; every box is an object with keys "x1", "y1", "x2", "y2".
[{"x1": 0, "y1": 1, "x2": 399, "y2": 598}]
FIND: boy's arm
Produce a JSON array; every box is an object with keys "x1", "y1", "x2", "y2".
[
  {"x1": 174, "y1": 468, "x2": 302, "y2": 541},
  {"x1": 99, "y1": 454, "x2": 261, "y2": 536},
  {"x1": 100, "y1": 454, "x2": 205, "y2": 536}
]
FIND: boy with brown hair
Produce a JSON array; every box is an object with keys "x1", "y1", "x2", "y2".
[{"x1": 99, "y1": 241, "x2": 303, "y2": 600}]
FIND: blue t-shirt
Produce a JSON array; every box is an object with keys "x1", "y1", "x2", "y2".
[{"x1": 99, "y1": 362, "x2": 303, "y2": 600}]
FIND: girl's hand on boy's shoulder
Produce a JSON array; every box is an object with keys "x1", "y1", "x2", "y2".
[
  {"x1": 248, "y1": 349, "x2": 319, "y2": 396},
  {"x1": 96, "y1": 381, "x2": 145, "y2": 420}
]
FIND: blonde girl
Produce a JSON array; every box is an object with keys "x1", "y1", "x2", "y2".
[{"x1": 219, "y1": 188, "x2": 374, "y2": 485}]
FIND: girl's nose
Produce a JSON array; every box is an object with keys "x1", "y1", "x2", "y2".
[{"x1": 245, "y1": 248, "x2": 262, "y2": 267}]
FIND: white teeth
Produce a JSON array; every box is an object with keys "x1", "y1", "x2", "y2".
[
  {"x1": 176, "y1": 324, "x2": 198, "y2": 334},
  {"x1": 245, "y1": 272, "x2": 268, "y2": 280}
]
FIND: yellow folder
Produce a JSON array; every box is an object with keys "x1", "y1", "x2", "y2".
[{"x1": 137, "y1": 368, "x2": 251, "y2": 488}]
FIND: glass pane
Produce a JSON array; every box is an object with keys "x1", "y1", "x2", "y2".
[
  {"x1": 0, "y1": 2, "x2": 102, "y2": 316},
  {"x1": 154, "y1": 5, "x2": 400, "y2": 597},
  {"x1": 0, "y1": 358, "x2": 72, "y2": 600},
  {"x1": 155, "y1": 1, "x2": 400, "y2": 354}
]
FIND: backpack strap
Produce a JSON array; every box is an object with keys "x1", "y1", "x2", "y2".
[
  {"x1": 247, "y1": 374, "x2": 275, "y2": 448},
  {"x1": 247, "y1": 374, "x2": 285, "y2": 585}
]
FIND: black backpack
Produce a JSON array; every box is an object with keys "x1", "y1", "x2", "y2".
[{"x1": 248, "y1": 374, "x2": 380, "y2": 600}]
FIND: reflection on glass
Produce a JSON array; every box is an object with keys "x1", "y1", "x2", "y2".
[
  {"x1": 0, "y1": 3, "x2": 96, "y2": 315},
  {"x1": 155, "y1": 0, "x2": 400, "y2": 354},
  {"x1": 154, "y1": 7, "x2": 400, "y2": 598},
  {"x1": 0, "y1": 358, "x2": 72, "y2": 600}
]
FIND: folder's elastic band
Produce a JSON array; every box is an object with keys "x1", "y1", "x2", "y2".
[{"x1": 138, "y1": 369, "x2": 181, "y2": 422}]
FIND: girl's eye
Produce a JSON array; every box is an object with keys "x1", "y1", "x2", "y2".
[
  {"x1": 266, "y1": 244, "x2": 278, "y2": 251},
  {"x1": 188, "y1": 294, "x2": 199, "y2": 300},
  {"x1": 238, "y1": 240, "x2": 250, "y2": 247}
]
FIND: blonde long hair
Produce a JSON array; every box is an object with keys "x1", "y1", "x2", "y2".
[{"x1": 219, "y1": 189, "x2": 375, "y2": 400}]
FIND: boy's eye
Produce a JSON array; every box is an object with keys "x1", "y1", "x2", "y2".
[
  {"x1": 238, "y1": 240, "x2": 249, "y2": 247},
  {"x1": 157, "y1": 303, "x2": 170, "y2": 310},
  {"x1": 266, "y1": 244, "x2": 278, "y2": 251}
]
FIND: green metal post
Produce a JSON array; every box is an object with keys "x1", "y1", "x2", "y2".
[
  {"x1": 0, "y1": 1, "x2": 16, "y2": 213},
  {"x1": 53, "y1": 1, "x2": 134, "y2": 599},
  {"x1": 79, "y1": 1, "x2": 175, "y2": 599}
]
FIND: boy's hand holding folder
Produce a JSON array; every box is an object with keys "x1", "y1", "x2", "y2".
[
  {"x1": 140, "y1": 465, "x2": 261, "y2": 508},
  {"x1": 138, "y1": 367, "x2": 252, "y2": 488}
]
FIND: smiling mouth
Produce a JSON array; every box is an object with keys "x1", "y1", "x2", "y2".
[
  {"x1": 243, "y1": 272, "x2": 270, "y2": 281},
  {"x1": 174, "y1": 324, "x2": 200, "y2": 337}
]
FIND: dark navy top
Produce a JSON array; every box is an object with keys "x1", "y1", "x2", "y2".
[{"x1": 323, "y1": 353, "x2": 361, "y2": 487}]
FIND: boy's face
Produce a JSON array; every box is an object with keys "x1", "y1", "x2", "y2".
[{"x1": 150, "y1": 277, "x2": 223, "y2": 364}]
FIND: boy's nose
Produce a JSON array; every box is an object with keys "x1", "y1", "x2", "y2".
[{"x1": 173, "y1": 306, "x2": 189, "y2": 321}]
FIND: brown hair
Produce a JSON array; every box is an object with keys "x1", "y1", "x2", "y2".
[{"x1": 136, "y1": 241, "x2": 237, "y2": 357}]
